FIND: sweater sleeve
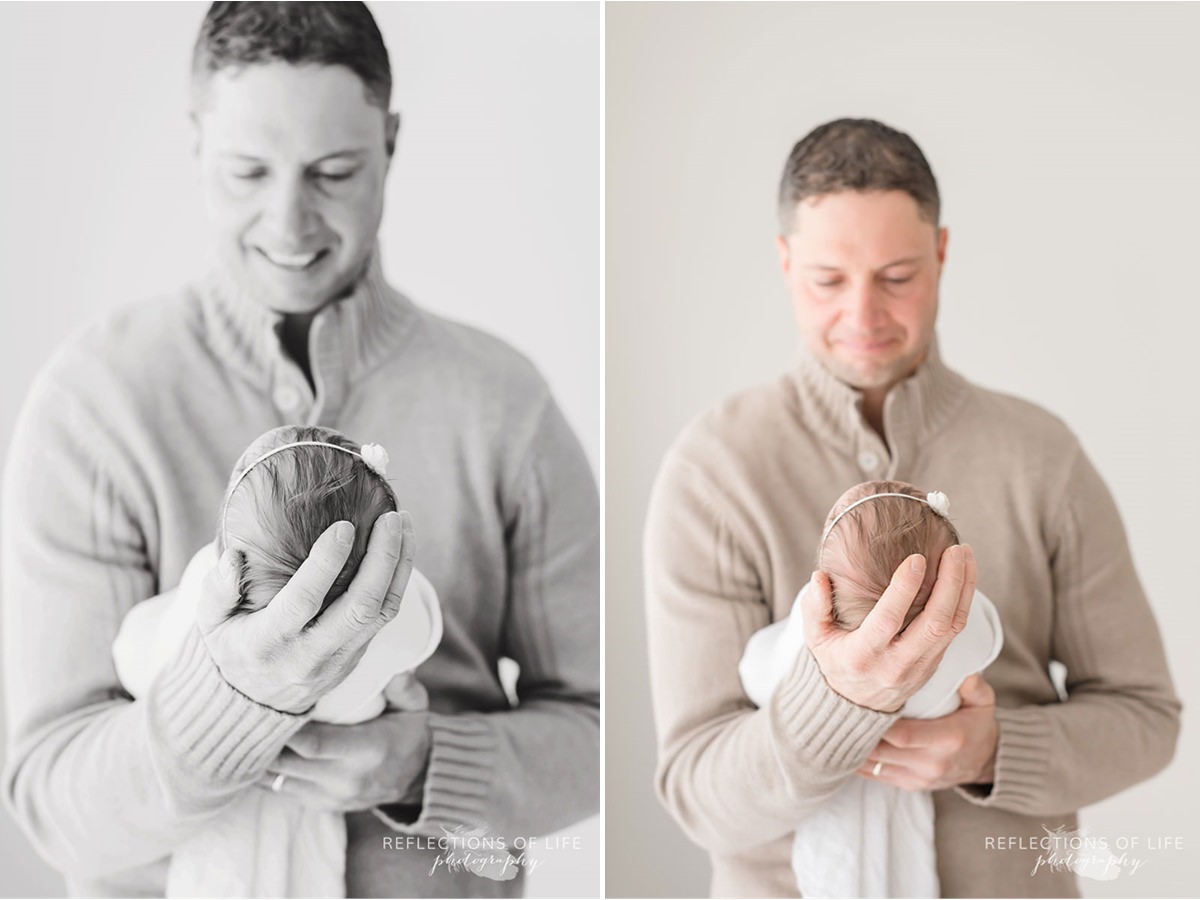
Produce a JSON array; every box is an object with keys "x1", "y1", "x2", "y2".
[
  {"x1": 379, "y1": 394, "x2": 600, "y2": 839},
  {"x1": 955, "y1": 445, "x2": 1181, "y2": 815},
  {"x1": 644, "y1": 453, "x2": 898, "y2": 853},
  {"x1": 1, "y1": 375, "x2": 307, "y2": 879}
]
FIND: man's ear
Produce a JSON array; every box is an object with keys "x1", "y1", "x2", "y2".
[
  {"x1": 189, "y1": 112, "x2": 202, "y2": 159},
  {"x1": 384, "y1": 111, "x2": 401, "y2": 161},
  {"x1": 775, "y1": 234, "x2": 792, "y2": 276},
  {"x1": 937, "y1": 226, "x2": 949, "y2": 269}
]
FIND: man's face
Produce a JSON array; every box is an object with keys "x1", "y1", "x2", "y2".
[
  {"x1": 194, "y1": 63, "x2": 399, "y2": 314},
  {"x1": 776, "y1": 190, "x2": 947, "y2": 394}
]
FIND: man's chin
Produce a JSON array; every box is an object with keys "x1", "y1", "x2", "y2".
[
  {"x1": 232, "y1": 268, "x2": 353, "y2": 315},
  {"x1": 826, "y1": 357, "x2": 912, "y2": 393}
]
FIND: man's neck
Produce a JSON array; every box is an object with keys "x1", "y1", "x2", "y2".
[
  {"x1": 272, "y1": 263, "x2": 371, "y2": 391},
  {"x1": 859, "y1": 344, "x2": 932, "y2": 441},
  {"x1": 862, "y1": 387, "x2": 887, "y2": 441},
  {"x1": 279, "y1": 312, "x2": 317, "y2": 391}
]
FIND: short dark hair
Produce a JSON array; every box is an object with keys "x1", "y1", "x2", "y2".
[
  {"x1": 777, "y1": 118, "x2": 940, "y2": 233},
  {"x1": 191, "y1": 1, "x2": 392, "y2": 111}
]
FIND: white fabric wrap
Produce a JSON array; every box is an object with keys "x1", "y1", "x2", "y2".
[
  {"x1": 738, "y1": 584, "x2": 1004, "y2": 899},
  {"x1": 112, "y1": 542, "x2": 443, "y2": 899}
]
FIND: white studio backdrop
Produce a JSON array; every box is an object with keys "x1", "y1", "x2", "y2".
[
  {"x1": 0, "y1": 2, "x2": 600, "y2": 898},
  {"x1": 607, "y1": 3, "x2": 1199, "y2": 898}
]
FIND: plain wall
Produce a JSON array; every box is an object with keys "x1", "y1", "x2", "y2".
[
  {"x1": 0, "y1": 2, "x2": 599, "y2": 897},
  {"x1": 607, "y1": 3, "x2": 1199, "y2": 897}
]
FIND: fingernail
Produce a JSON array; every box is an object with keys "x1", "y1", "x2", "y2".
[
  {"x1": 963, "y1": 543, "x2": 975, "y2": 563},
  {"x1": 335, "y1": 522, "x2": 355, "y2": 546},
  {"x1": 385, "y1": 511, "x2": 402, "y2": 536},
  {"x1": 910, "y1": 554, "x2": 925, "y2": 573}
]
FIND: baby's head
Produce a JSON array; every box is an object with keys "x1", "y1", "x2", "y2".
[
  {"x1": 817, "y1": 480, "x2": 960, "y2": 632},
  {"x1": 217, "y1": 425, "x2": 398, "y2": 613}
]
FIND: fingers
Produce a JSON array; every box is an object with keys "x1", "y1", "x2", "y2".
[
  {"x1": 859, "y1": 554, "x2": 926, "y2": 648},
  {"x1": 380, "y1": 511, "x2": 416, "y2": 621},
  {"x1": 256, "y1": 768, "x2": 341, "y2": 810},
  {"x1": 317, "y1": 510, "x2": 406, "y2": 651},
  {"x1": 383, "y1": 671, "x2": 429, "y2": 711},
  {"x1": 286, "y1": 722, "x2": 345, "y2": 759},
  {"x1": 957, "y1": 672, "x2": 995, "y2": 708},
  {"x1": 265, "y1": 521, "x2": 356, "y2": 633},
  {"x1": 954, "y1": 543, "x2": 978, "y2": 633},
  {"x1": 195, "y1": 548, "x2": 244, "y2": 633},
  {"x1": 899, "y1": 545, "x2": 970, "y2": 655},
  {"x1": 855, "y1": 758, "x2": 927, "y2": 791},
  {"x1": 799, "y1": 571, "x2": 837, "y2": 646},
  {"x1": 267, "y1": 747, "x2": 327, "y2": 780}
]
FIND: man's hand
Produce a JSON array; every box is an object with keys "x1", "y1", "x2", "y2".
[
  {"x1": 802, "y1": 543, "x2": 977, "y2": 713},
  {"x1": 257, "y1": 711, "x2": 432, "y2": 812},
  {"x1": 856, "y1": 673, "x2": 999, "y2": 790},
  {"x1": 196, "y1": 510, "x2": 416, "y2": 714}
]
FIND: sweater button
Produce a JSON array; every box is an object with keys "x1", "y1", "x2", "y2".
[
  {"x1": 857, "y1": 451, "x2": 880, "y2": 473},
  {"x1": 273, "y1": 385, "x2": 302, "y2": 412}
]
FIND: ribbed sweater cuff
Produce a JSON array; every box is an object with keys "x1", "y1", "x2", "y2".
[
  {"x1": 953, "y1": 705, "x2": 1052, "y2": 811},
  {"x1": 375, "y1": 714, "x2": 497, "y2": 834},
  {"x1": 147, "y1": 627, "x2": 308, "y2": 789},
  {"x1": 770, "y1": 648, "x2": 899, "y2": 770}
]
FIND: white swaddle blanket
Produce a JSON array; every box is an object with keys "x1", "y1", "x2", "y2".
[
  {"x1": 739, "y1": 585, "x2": 1003, "y2": 900},
  {"x1": 112, "y1": 542, "x2": 443, "y2": 899}
]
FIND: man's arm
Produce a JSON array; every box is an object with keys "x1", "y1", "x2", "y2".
[
  {"x1": 643, "y1": 453, "x2": 899, "y2": 853},
  {"x1": 0, "y1": 376, "x2": 306, "y2": 878},
  {"x1": 956, "y1": 445, "x2": 1181, "y2": 814},
  {"x1": 379, "y1": 395, "x2": 600, "y2": 839}
]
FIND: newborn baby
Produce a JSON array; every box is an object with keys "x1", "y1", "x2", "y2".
[
  {"x1": 222, "y1": 424, "x2": 401, "y2": 614},
  {"x1": 112, "y1": 425, "x2": 443, "y2": 898},
  {"x1": 820, "y1": 480, "x2": 959, "y2": 631},
  {"x1": 738, "y1": 480, "x2": 1003, "y2": 900}
]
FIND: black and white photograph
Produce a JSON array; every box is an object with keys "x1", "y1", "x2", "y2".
[{"x1": 0, "y1": 3, "x2": 600, "y2": 898}]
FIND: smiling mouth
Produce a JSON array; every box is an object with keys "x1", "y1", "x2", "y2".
[
  {"x1": 255, "y1": 248, "x2": 330, "y2": 271},
  {"x1": 839, "y1": 338, "x2": 898, "y2": 354}
]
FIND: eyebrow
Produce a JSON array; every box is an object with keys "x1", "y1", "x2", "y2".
[
  {"x1": 218, "y1": 149, "x2": 369, "y2": 164},
  {"x1": 803, "y1": 256, "x2": 923, "y2": 272}
]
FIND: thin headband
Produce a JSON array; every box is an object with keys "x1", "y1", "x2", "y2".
[
  {"x1": 219, "y1": 440, "x2": 390, "y2": 543},
  {"x1": 817, "y1": 490, "x2": 951, "y2": 563}
]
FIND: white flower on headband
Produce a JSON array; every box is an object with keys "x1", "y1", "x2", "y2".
[
  {"x1": 360, "y1": 443, "x2": 389, "y2": 476},
  {"x1": 926, "y1": 490, "x2": 951, "y2": 517}
]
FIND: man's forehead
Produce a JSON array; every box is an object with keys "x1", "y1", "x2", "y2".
[
  {"x1": 788, "y1": 190, "x2": 937, "y2": 264},
  {"x1": 196, "y1": 61, "x2": 386, "y2": 152}
]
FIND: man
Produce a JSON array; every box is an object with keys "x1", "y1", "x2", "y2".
[
  {"x1": 644, "y1": 118, "x2": 1179, "y2": 897},
  {"x1": 1, "y1": 4, "x2": 598, "y2": 897}
]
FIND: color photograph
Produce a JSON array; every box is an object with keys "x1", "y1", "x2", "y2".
[{"x1": 607, "y1": 3, "x2": 1199, "y2": 897}]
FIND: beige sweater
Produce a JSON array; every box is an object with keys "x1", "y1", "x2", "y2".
[{"x1": 644, "y1": 340, "x2": 1180, "y2": 898}]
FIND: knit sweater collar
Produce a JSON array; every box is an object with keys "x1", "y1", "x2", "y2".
[
  {"x1": 198, "y1": 249, "x2": 417, "y2": 384},
  {"x1": 790, "y1": 335, "x2": 971, "y2": 459}
]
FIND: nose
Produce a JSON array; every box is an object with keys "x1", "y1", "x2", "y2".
[
  {"x1": 842, "y1": 280, "x2": 887, "y2": 332},
  {"x1": 264, "y1": 175, "x2": 319, "y2": 246}
]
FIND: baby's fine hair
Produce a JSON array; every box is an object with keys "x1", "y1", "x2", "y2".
[
  {"x1": 818, "y1": 480, "x2": 960, "y2": 631},
  {"x1": 217, "y1": 425, "x2": 398, "y2": 613}
]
